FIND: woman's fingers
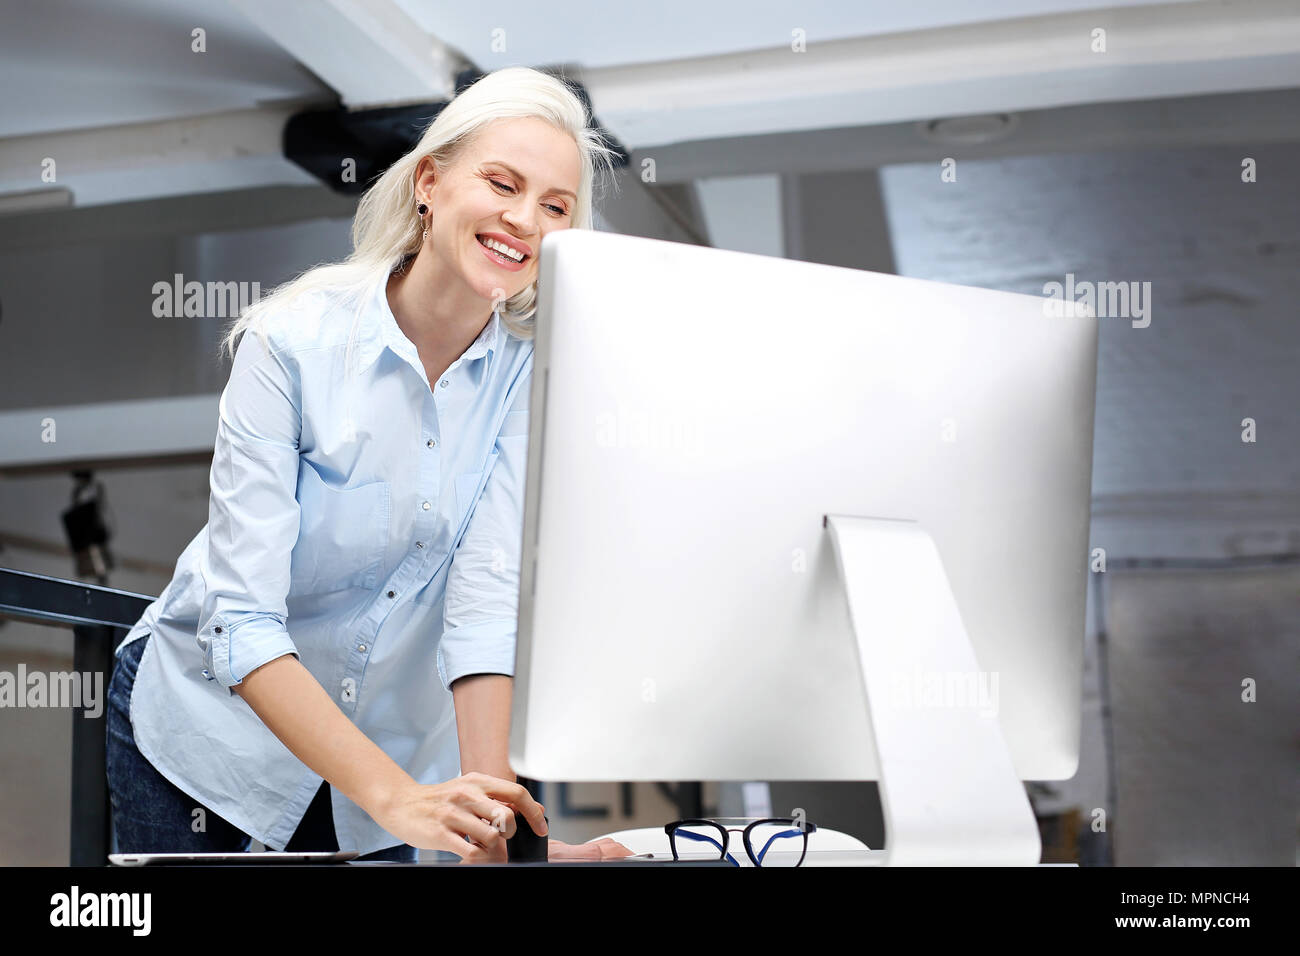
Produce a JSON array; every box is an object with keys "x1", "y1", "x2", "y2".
[
  {"x1": 448, "y1": 788, "x2": 518, "y2": 839},
  {"x1": 429, "y1": 808, "x2": 508, "y2": 863},
  {"x1": 444, "y1": 804, "x2": 508, "y2": 851},
  {"x1": 449, "y1": 840, "x2": 498, "y2": 864},
  {"x1": 462, "y1": 773, "x2": 548, "y2": 836},
  {"x1": 591, "y1": 837, "x2": 635, "y2": 859},
  {"x1": 378, "y1": 774, "x2": 544, "y2": 861}
]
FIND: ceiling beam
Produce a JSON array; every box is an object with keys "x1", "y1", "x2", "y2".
[
  {"x1": 632, "y1": 86, "x2": 1300, "y2": 184},
  {"x1": 0, "y1": 182, "x2": 357, "y2": 251},
  {"x1": 227, "y1": 0, "x2": 470, "y2": 108},
  {"x1": 0, "y1": 102, "x2": 321, "y2": 210},
  {"x1": 0, "y1": 396, "x2": 219, "y2": 477},
  {"x1": 580, "y1": 0, "x2": 1300, "y2": 149}
]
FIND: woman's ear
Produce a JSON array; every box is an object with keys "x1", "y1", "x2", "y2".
[{"x1": 415, "y1": 156, "x2": 440, "y2": 198}]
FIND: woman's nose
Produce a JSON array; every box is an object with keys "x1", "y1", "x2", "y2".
[{"x1": 501, "y1": 208, "x2": 537, "y2": 238}]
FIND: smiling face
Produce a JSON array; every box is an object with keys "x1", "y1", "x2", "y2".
[{"x1": 419, "y1": 116, "x2": 582, "y2": 307}]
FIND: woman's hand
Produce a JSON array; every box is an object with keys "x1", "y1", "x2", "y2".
[
  {"x1": 547, "y1": 837, "x2": 636, "y2": 861},
  {"x1": 370, "y1": 771, "x2": 546, "y2": 863}
]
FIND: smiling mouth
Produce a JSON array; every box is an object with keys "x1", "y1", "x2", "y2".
[{"x1": 476, "y1": 234, "x2": 530, "y2": 266}]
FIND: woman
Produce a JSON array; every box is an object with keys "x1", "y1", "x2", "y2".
[{"x1": 106, "y1": 67, "x2": 630, "y2": 863}]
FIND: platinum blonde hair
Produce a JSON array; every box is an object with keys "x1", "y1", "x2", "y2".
[{"x1": 218, "y1": 66, "x2": 620, "y2": 367}]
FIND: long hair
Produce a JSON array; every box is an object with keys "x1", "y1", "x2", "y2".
[{"x1": 217, "y1": 67, "x2": 620, "y2": 369}]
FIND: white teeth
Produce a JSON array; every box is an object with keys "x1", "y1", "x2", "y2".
[{"x1": 479, "y1": 236, "x2": 525, "y2": 262}]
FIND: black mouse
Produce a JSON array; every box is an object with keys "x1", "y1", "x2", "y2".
[{"x1": 505, "y1": 812, "x2": 549, "y2": 862}]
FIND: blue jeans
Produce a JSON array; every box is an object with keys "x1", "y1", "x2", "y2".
[{"x1": 106, "y1": 631, "x2": 417, "y2": 862}]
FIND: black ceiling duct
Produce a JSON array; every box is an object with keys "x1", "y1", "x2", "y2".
[{"x1": 283, "y1": 68, "x2": 629, "y2": 195}]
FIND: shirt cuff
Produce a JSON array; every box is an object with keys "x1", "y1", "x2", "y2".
[
  {"x1": 198, "y1": 612, "x2": 300, "y2": 696},
  {"x1": 437, "y1": 620, "x2": 517, "y2": 692}
]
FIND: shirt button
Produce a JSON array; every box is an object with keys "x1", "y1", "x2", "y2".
[
  {"x1": 358, "y1": 644, "x2": 367, "y2": 652},
  {"x1": 415, "y1": 541, "x2": 425, "y2": 549},
  {"x1": 427, "y1": 438, "x2": 436, "y2": 448},
  {"x1": 387, "y1": 590, "x2": 396, "y2": 598},
  {"x1": 214, "y1": 626, "x2": 223, "y2": 634},
  {"x1": 422, "y1": 501, "x2": 431, "y2": 510},
  {"x1": 201, "y1": 669, "x2": 211, "y2": 679},
  {"x1": 439, "y1": 380, "x2": 449, "y2": 388}
]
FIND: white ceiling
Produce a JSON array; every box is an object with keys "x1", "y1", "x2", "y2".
[
  {"x1": 0, "y1": 0, "x2": 327, "y2": 138},
  {"x1": 390, "y1": 0, "x2": 1193, "y2": 70},
  {"x1": 0, "y1": 0, "x2": 1200, "y2": 140},
  {"x1": 0, "y1": 0, "x2": 1297, "y2": 208}
]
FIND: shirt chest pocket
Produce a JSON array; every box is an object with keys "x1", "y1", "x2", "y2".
[
  {"x1": 409, "y1": 450, "x2": 501, "y2": 609},
  {"x1": 453, "y1": 449, "x2": 499, "y2": 529},
  {"x1": 290, "y1": 460, "x2": 391, "y2": 594}
]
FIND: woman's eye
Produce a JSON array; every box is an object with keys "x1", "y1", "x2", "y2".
[{"x1": 492, "y1": 178, "x2": 566, "y2": 216}]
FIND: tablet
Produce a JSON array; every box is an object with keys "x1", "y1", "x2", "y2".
[{"x1": 108, "y1": 850, "x2": 359, "y2": 866}]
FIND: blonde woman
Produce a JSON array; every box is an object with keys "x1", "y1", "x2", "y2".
[{"x1": 106, "y1": 68, "x2": 630, "y2": 863}]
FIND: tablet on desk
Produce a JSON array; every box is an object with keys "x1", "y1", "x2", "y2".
[{"x1": 109, "y1": 851, "x2": 359, "y2": 866}]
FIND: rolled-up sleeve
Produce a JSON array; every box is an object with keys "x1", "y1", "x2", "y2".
[
  {"x1": 438, "y1": 364, "x2": 531, "y2": 692},
  {"x1": 199, "y1": 323, "x2": 303, "y2": 695}
]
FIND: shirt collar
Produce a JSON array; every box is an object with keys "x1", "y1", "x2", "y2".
[{"x1": 352, "y1": 271, "x2": 501, "y2": 376}]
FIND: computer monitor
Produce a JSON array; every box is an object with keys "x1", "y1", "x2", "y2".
[{"x1": 510, "y1": 229, "x2": 1098, "y2": 864}]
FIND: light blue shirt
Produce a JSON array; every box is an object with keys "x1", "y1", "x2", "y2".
[{"x1": 116, "y1": 269, "x2": 533, "y2": 854}]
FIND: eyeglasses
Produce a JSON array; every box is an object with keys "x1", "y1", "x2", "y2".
[{"x1": 664, "y1": 817, "x2": 818, "y2": 867}]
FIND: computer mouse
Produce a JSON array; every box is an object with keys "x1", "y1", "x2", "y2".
[{"x1": 506, "y1": 812, "x2": 549, "y2": 862}]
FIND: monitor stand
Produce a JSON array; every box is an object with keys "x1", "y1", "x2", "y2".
[{"x1": 824, "y1": 515, "x2": 1043, "y2": 865}]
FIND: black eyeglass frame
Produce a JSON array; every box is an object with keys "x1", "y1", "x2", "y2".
[{"x1": 663, "y1": 817, "x2": 819, "y2": 867}]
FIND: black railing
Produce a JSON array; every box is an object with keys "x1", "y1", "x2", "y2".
[{"x1": 0, "y1": 566, "x2": 154, "y2": 866}]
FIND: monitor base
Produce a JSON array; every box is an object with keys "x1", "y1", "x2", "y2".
[{"x1": 825, "y1": 514, "x2": 1042, "y2": 865}]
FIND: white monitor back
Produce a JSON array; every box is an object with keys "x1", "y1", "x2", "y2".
[{"x1": 510, "y1": 229, "x2": 1097, "y2": 782}]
